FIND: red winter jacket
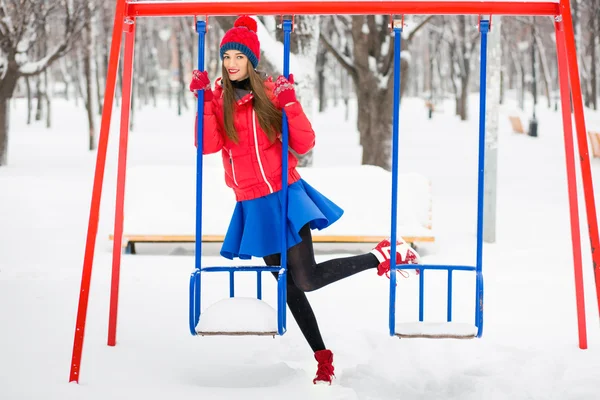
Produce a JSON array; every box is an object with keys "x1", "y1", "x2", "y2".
[{"x1": 197, "y1": 78, "x2": 315, "y2": 201}]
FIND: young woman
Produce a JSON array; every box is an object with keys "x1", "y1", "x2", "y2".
[{"x1": 190, "y1": 16, "x2": 420, "y2": 385}]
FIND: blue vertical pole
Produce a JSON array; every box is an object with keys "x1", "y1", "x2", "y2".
[
  {"x1": 419, "y1": 271, "x2": 424, "y2": 321},
  {"x1": 278, "y1": 19, "x2": 293, "y2": 335},
  {"x1": 257, "y1": 271, "x2": 262, "y2": 300},
  {"x1": 389, "y1": 21, "x2": 402, "y2": 337},
  {"x1": 192, "y1": 20, "x2": 207, "y2": 333},
  {"x1": 447, "y1": 270, "x2": 453, "y2": 321},
  {"x1": 189, "y1": 270, "x2": 198, "y2": 335},
  {"x1": 475, "y1": 19, "x2": 489, "y2": 338}
]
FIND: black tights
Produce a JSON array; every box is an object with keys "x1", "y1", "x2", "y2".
[{"x1": 263, "y1": 224, "x2": 379, "y2": 352}]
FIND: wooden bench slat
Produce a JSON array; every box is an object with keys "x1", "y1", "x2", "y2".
[
  {"x1": 588, "y1": 131, "x2": 600, "y2": 158},
  {"x1": 109, "y1": 234, "x2": 435, "y2": 244},
  {"x1": 509, "y1": 115, "x2": 525, "y2": 134}
]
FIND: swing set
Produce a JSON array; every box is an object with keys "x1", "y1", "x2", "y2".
[{"x1": 69, "y1": 0, "x2": 600, "y2": 384}]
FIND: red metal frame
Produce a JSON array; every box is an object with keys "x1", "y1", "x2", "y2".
[
  {"x1": 555, "y1": 17, "x2": 587, "y2": 350},
  {"x1": 69, "y1": 0, "x2": 600, "y2": 385},
  {"x1": 126, "y1": 1, "x2": 560, "y2": 17},
  {"x1": 557, "y1": 0, "x2": 600, "y2": 320},
  {"x1": 68, "y1": 0, "x2": 127, "y2": 383},
  {"x1": 108, "y1": 17, "x2": 137, "y2": 348}
]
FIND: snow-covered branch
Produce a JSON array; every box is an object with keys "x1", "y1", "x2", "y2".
[
  {"x1": 19, "y1": 42, "x2": 67, "y2": 76},
  {"x1": 406, "y1": 15, "x2": 435, "y2": 42},
  {"x1": 16, "y1": 0, "x2": 85, "y2": 77},
  {"x1": 319, "y1": 32, "x2": 357, "y2": 83}
]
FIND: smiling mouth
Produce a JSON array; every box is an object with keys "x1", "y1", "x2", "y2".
[{"x1": 228, "y1": 69, "x2": 240, "y2": 74}]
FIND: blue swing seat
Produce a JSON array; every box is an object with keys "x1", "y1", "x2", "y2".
[
  {"x1": 386, "y1": 19, "x2": 486, "y2": 340},
  {"x1": 189, "y1": 19, "x2": 294, "y2": 338}
]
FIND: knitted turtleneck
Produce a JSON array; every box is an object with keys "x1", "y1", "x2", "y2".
[{"x1": 231, "y1": 77, "x2": 251, "y2": 90}]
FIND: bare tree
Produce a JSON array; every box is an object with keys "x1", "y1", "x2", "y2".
[
  {"x1": 581, "y1": 0, "x2": 599, "y2": 110},
  {"x1": 69, "y1": 1, "x2": 97, "y2": 149},
  {"x1": 321, "y1": 15, "x2": 432, "y2": 170},
  {"x1": 82, "y1": 2, "x2": 95, "y2": 150},
  {"x1": 446, "y1": 16, "x2": 479, "y2": 120},
  {"x1": 0, "y1": 0, "x2": 85, "y2": 166}
]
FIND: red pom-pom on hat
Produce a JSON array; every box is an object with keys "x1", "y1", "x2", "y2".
[
  {"x1": 220, "y1": 15, "x2": 261, "y2": 68},
  {"x1": 234, "y1": 15, "x2": 257, "y2": 32}
]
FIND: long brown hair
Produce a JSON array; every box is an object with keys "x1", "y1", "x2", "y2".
[{"x1": 222, "y1": 65, "x2": 283, "y2": 143}]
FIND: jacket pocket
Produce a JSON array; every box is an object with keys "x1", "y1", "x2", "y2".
[
  {"x1": 228, "y1": 149, "x2": 257, "y2": 187},
  {"x1": 228, "y1": 149, "x2": 239, "y2": 186}
]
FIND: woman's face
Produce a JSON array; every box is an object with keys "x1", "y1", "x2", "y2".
[{"x1": 223, "y1": 50, "x2": 249, "y2": 81}]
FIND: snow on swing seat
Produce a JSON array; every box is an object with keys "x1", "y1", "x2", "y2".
[
  {"x1": 395, "y1": 322, "x2": 478, "y2": 339},
  {"x1": 195, "y1": 297, "x2": 278, "y2": 336}
]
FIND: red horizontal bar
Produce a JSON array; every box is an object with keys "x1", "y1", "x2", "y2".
[{"x1": 127, "y1": 1, "x2": 560, "y2": 17}]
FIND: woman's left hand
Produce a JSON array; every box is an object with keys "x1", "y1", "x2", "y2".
[{"x1": 273, "y1": 74, "x2": 297, "y2": 107}]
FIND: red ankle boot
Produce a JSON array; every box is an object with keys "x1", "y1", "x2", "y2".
[
  {"x1": 313, "y1": 349, "x2": 335, "y2": 385},
  {"x1": 370, "y1": 237, "x2": 420, "y2": 278}
]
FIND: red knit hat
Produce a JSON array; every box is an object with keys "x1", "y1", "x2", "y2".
[{"x1": 220, "y1": 16, "x2": 260, "y2": 68}]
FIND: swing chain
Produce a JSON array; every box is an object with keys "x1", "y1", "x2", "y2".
[
  {"x1": 478, "y1": 15, "x2": 492, "y2": 32},
  {"x1": 123, "y1": 17, "x2": 135, "y2": 32},
  {"x1": 278, "y1": 15, "x2": 295, "y2": 31},
  {"x1": 389, "y1": 15, "x2": 404, "y2": 33},
  {"x1": 194, "y1": 15, "x2": 209, "y2": 32}
]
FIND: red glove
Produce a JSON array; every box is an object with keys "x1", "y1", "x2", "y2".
[
  {"x1": 189, "y1": 70, "x2": 213, "y2": 102},
  {"x1": 273, "y1": 74, "x2": 296, "y2": 106}
]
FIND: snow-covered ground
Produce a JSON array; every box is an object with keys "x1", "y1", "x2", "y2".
[{"x1": 1, "y1": 91, "x2": 600, "y2": 399}]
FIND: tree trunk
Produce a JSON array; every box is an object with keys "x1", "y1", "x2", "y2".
[
  {"x1": 0, "y1": 98, "x2": 8, "y2": 166},
  {"x1": 316, "y1": 46, "x2": 326, "y2": 113},
  {"x1": 130, "y1": 34, "x2": 137, "y2": 132},
  {"x1": 448, "y1": 42, "x2": 460, "y2": 116},
  {"x1": 359, "y1": 88, "x2": 393, "y2": 168},
  {"x1": 459, "y1": 80, "x2": 469, "y2": 121},
  {"x1": 352, "y1": 16, "x2": 403, "y2": 171},
  {"x1": 428, "y1": 30, "x2": 437, "y2": 102},
  {"x1": 44, "y1": 70, "x2": 51, "y2": 129},
  {"x1": 166, "y1": 23, "x2": 174, "y2": 108},
  {"x1": 139, "y1": 24, "x2": 147, "y2": 107},
  {"x1": 499, "y1": 68, "x2": 505, "y2": 105},
  {"x1": 73, "y1": 51, "x2": 82, "y2": 107},
  {"x1": 435, "y1": 49, "x2": 447, "y2": 103},
  {"x1": 95, "y1": 44, "x2": 104, "y2": 115},
  {"x1": 35, "y1": 77, "x2": 43, "y2": 121},
  {"x1": 534, "y1": 33, "x2": 552, "y2": 109},
  {"x1": 458, "y1": 16, "x2": 470, "y2": 121},
  {"x1": 590, "y1": 15, "x2": 598, "y2": 110},
  {"x1": 341, "y1": 69, "x2": 350, "y2": 121},
  {"x1": 26, "y1": 77, "x2": 33, "y2": 125},
  {"x1": 116, "y1": 46, "x2": 123, "y2": 108},
  {"x1": 517, "y1": 56, "x2": 526, "y2": 110},
  {"x1": 0, "y1": 0, "x2": 87, "y2": 166},
  {"x1": 176, "y1": 21, "x2": 187, "y2": 116},
  {"x1": 83, "y1": 12, "x2": 96, "y2": 151},
  {"x1": 0, "y1": 70, "x2": 18, "y2": 166},
  {"x1": 99, "y1": 1, "x2": 111, "y2": 114},
  {"x1": 185, "y1": 19, "x2": 195, "y2": 111},
  {"x1": 130, "y1": 82, "x2": 136, "y2": 131}
]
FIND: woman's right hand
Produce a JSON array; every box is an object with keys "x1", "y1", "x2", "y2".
[{"x1": 189, "y1": 70, "x2": 213, "y2": 101}]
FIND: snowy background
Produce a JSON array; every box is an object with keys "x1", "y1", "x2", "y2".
[{"x1": 1, "y1": 89, "x2": 600, "y2": 399}]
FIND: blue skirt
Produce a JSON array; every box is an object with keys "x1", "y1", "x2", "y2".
[{"x1": 220, "y1": 179, "x2": 344, "y2": 259}]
